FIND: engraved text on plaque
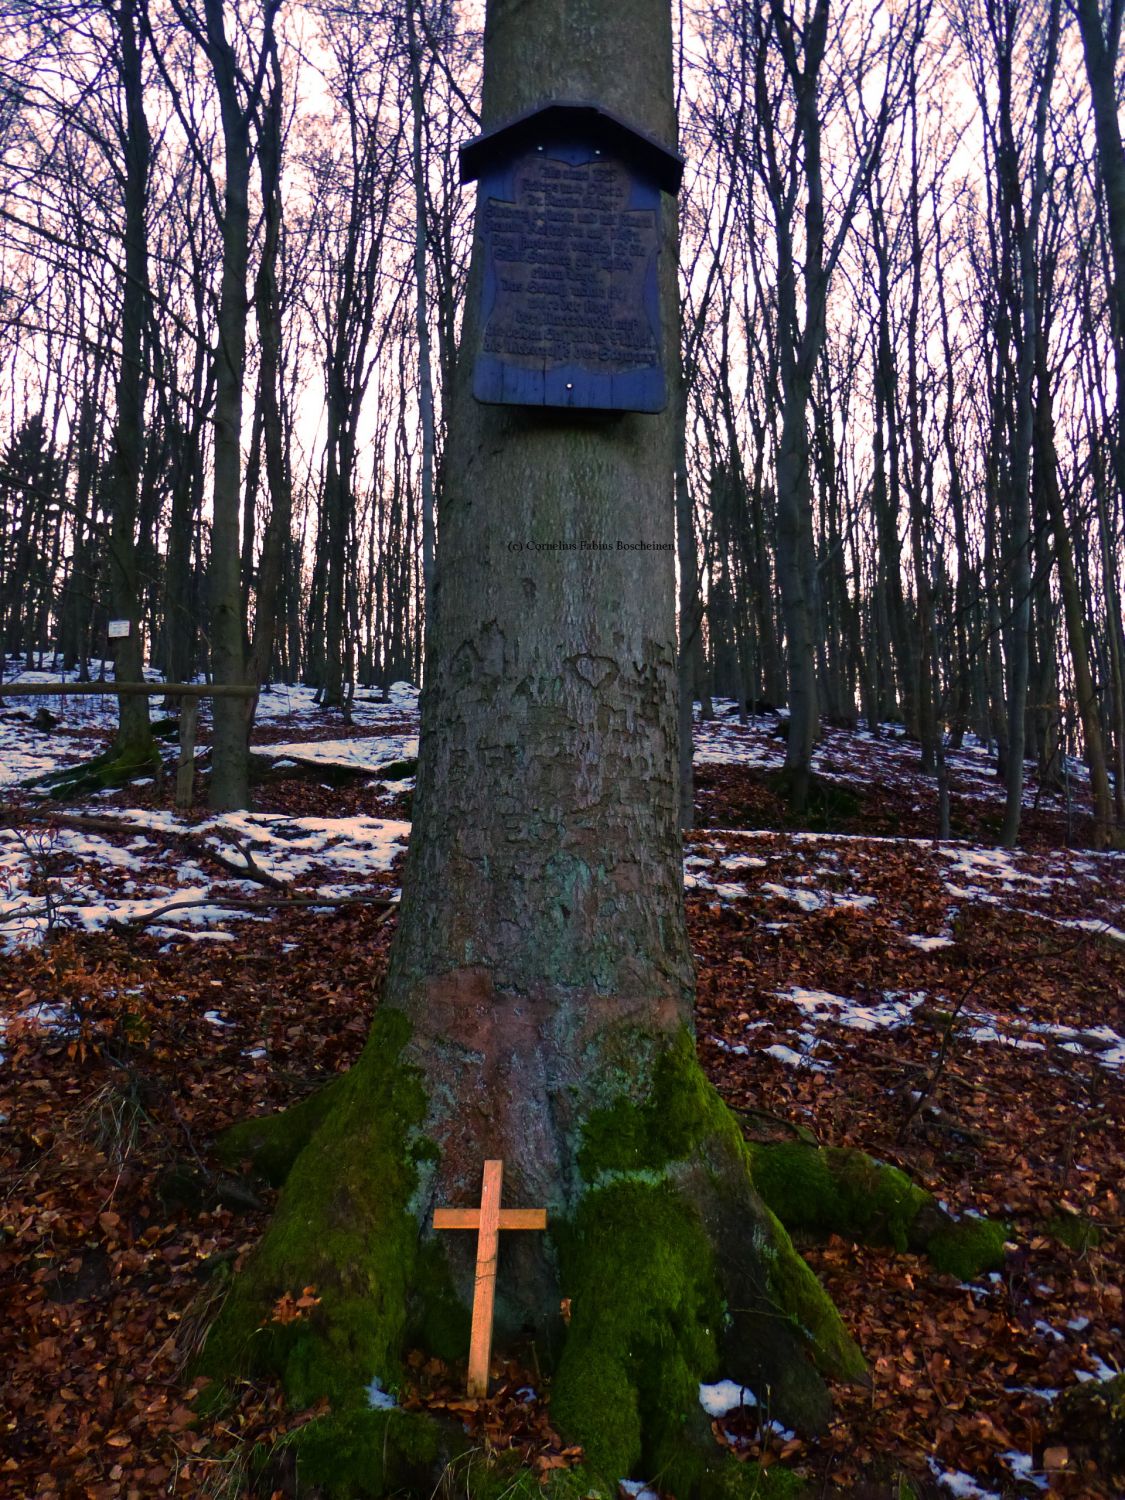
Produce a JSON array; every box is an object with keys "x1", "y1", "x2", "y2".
[{"x1": 473, "y1": 143, "x2": 665, "y2": 411}]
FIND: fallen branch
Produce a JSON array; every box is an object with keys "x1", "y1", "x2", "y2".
[
  {"x1": 115, "y1": 891, "x2": 398, "y2": 934},
  {"x1": 732, "y1": 1105, "x2": 819, "y2": 1143},
  {"x1": 9, "y1": 810, "x2": 290, "y2": 890},
  {"x1": 898, "y1": 926, "x2": 1104, "y2": 1143}
]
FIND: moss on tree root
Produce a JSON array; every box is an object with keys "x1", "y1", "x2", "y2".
[
  {"x1": 749, "y1": 1141, "x2": 1009, "y2": 1279},
  {"x1": 199, "y1": 1023, "x2": 874, "y2": 1496},
  {"x1": 1047, "y1": 1374, "x2": 1125, "y2": 1476},
  {"x1": 216, "y1": 1075, "x2": 348, "y2": 1187},
  {"x1": 200, "y1": 1009, "x2": 466, "y2": 1412},
  {"x1": 24, "y1": 742, "x2": 162, "y2": 798}
]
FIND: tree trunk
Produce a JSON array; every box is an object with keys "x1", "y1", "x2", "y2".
[
  {"x1": 406, "y1": 0, "x2": 437, "y2": 632},
  {"x1": 107, "y1": 0, "x2": 155, "y2": 765},
  {"x1": 201, "y1": 0, "x2": 865, "y2": 1488},
  {"x1": 1040, "y1": 389, "x2": 1114, "y2": 846},
  {"x1": 1073, "y1": 0, "x2": 1125, "y2": 529},
  {"x1": 246, "y1": 39, "x2": 289, "y2": 710},
  {"x1": 676, "y1": 380, "x2": 701, "y2": 829},
  {"x1": 776, "y1": 379, "x2": 819, "y2": 808},
  {"x1": 204, "y1": 0, "x2": 255, "y2": 810}
]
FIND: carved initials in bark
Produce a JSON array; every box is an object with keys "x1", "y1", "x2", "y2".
[{"x1": 433, "y1": 1159, "x2": 547, "y2": 1397}]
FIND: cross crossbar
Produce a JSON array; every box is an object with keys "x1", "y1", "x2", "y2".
[
  {"x1": 432, "y1": 1207, "x2": 547, "y2": 1231},
  {"x1": 432, "y1": 1160, "x2": 547, "y2": 1397}
]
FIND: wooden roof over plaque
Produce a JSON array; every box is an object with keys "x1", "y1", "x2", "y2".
[{"x1": 460, "y1": 102, "x2": 684, "y2": 413}]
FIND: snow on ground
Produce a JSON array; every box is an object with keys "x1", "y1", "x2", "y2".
[
  {"x1": 927, "y1": 1460, "x2": 1003, "y2": 1499},
  {"x1": 261, "y1": 734, "x2": 418, "y2": 773},
  {"x1": 697, "y1": 1381, "x2": 795, "y2": 1442},
  {"x1": 763, "y1": 1039, "x2": 831, "y2": 1072},
  {"x1": 0, "y1": 811, "x2": 409, "y2": 949},
  {"x1": 693, "y1": 712, "x2": 787, "y2": 769},
  {"x1": 780, "y1": 984, "x2": 924, "y2": 1032},
  {"x1": 760, "y1": 882, "x2": 876, "y2": 913},
  {"x1": 2, "y1": 667, "x2": 1119, "y2": 1076},
  {"x1": 0, "y1": 657, "x2": 421, "y2": 788},
  {"x1": 253, "y1": 679, "x2": 420, "y2": 726},
  {"x1": 688, "y1": 827, "x2": 1124, "y2": 1082}
]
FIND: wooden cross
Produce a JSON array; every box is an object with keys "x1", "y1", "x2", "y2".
[{"x1": 433, "y1": 1160, "x2": 547, "y2": 1397}]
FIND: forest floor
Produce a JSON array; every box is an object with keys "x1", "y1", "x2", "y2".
[{"x1": 1, "y1": 664, "x2": 1122, "y2": 1500}]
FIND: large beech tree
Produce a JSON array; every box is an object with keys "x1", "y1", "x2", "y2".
[{"x1": 199, "y1": 1, "x2": 1003, "y2": 1494}]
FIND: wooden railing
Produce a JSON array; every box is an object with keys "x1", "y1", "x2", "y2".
[{"x1": 0, "y1": 680, "x2": 258, "y2": 807}]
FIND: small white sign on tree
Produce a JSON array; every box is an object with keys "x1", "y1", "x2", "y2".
[{"x1": 107, "y1": 619, "x2": 132, "y2": 639}]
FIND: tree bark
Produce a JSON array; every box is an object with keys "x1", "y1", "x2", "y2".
[
  {"x1": 201, "y1": 0, "x2": 865, "y2": 1486},
  {"x1": 107, "y1": 0, "x2": 155, "y2": 765},
  {"x1": 1039, "y1": 385, "x2": 1115, "y2": 846},
  {"x1": 1073, "y1": 0, "x2": 1125, "y2": 525},
  {"x1": 201, "y1": 0, "x2": 260, "y2": 810}
]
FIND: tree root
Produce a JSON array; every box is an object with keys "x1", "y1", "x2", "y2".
[
  {"x1": 749, "y1": 1140, "x2": 1009, "y2": 1279},
  {"x1": 23, "y1": 744, "x2": 162, "y2": 799},
  {"x1": 197, "y1": 1025, "x2": 1010, "y2": 1497},
  {"x1": 198, "y1": 1020, "x2": 864, "y2": 1497}
]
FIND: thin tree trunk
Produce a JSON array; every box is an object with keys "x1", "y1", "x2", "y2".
[
  {"x1": 107, "y1": 0, "x2": 154, "y2": 762},
  {"x1": 406, "y1": 0, "x2": 437, "y2": 631},
  {"x1": 203, "y1": 0, "x2": 260, "y2": 810}
]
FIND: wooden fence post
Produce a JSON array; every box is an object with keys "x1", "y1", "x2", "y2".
[{"x1": 176, "y1": 699, "x2": 199, "y2": 811}]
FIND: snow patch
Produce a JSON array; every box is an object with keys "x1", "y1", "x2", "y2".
[
  {"x1": 261, "y1": 734, "x2": 417, "y2": 774},
  {"x1": 1001, "y1": 1451, "x2": 1047, "y2": 1492},
  {"x1": 779, "y1": 985, "x2": 923, "y2": 1032},
  {"x1": 365, "y1": 1376, "x2": 397, "y2": 1410},
  {"x1": 904, "y1": 932, "x2": 955, "y2": 951},
  {"x1": 761, "y1": 883, "x2": 825, "y2": 912},
  {"x1": 1076, "y1": 1353, "x2": 1119, "y2": 1383},
  {"x1": 764, "y1": 1042, "x2": 830, "y2": 1073},
  {"x1": 699, "y1": 1380, "x2": 757, "y2": 1417},
  {"x1": 926, "y1": 1459, "x2": 1001, "y2": 1499}
]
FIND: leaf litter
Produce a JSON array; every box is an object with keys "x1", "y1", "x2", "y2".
[{"x1": 1, "y1": 696, "x2": 1122, "y2": 1497}]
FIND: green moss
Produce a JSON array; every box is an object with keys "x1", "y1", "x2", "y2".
[
  {"x1": 199, "y1": 1008, "x2": 433, "y2": 1410},
  {"x1": 1046, "y1": 1213, "x2": 1102, "y2": 1252},
  {"x1": 379, "y1": 757, "x2": 418, "y2": 781},
  {"x1": 443, "y1": 1458, "x2": 616, "y2": 1500},
  {"x1": 755, "y1": 1205, "x2": 869, "y2": 1386},
  {"x1": 25, "y1": 742, "x2": 161, "y2": 798},
  {"x1": 1049, "y1": 1373, "x2": 1125, "y2": 1472},
  {"x1": 269, "y1": 1408, "x2": 440, "y2": 1498},
  {"x1": 215, "y1": 1075, "x2": 347, "y2": 1187},
  {"x1": 696, "y1": 1463, "x2": 807, "y2": 1498},
  {"x1": 551, "y1": 1181, "x2": 721, "y2": 1486},
  {"x1": 926, "y1": 1217, "x2": 1008, "y2": 1280},
  {"x1": 751, "y1": 1143, "x2": 929, "y2": 1253},
  {"x1": 409, "y1": 1237, "x2": 471, "y2": 1363},
  {"x1": 577, "y1": 1028, "x2": 744, "y2": 1181},
  {"x1": 566, "y1": 1031, "x2": 863, "y2": 1460},
  {"x1": 547, "y1": 1160, "x2": 814, "y2": 1494},
  {"x1": 751, "y1": 1142, "x2": 1007, "y2": 1280},
  {"x1": 440, "y1": 1452, "x2": 615, "y2": 1500}
]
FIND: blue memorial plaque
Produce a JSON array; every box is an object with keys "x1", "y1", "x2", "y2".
[{"x1": 460, "y1": 104, "x2": 683, "y2": 414}]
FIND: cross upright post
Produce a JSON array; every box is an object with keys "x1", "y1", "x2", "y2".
[{"x1": 433, "y1": 1160, "x2": 547, "y2": 1397}]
